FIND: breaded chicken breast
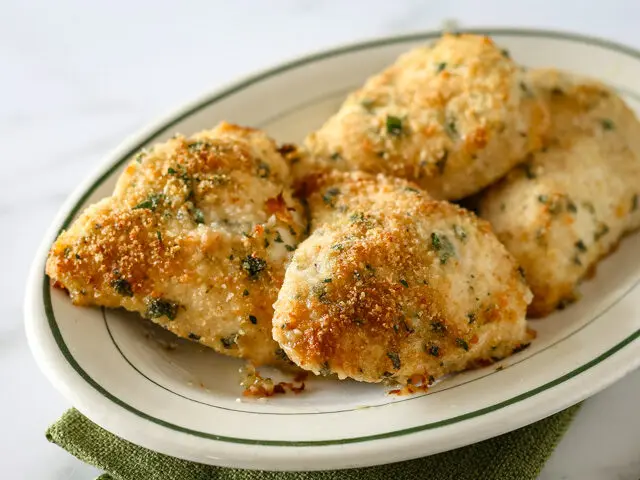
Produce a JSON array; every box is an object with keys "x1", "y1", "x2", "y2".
[
  {"x1": 46, "y1": 122, "x2": 307, "y2": 366},
  {"x1": 272, "y1": 172, "x2": 532, "y2": 383},
  {"x1": 299, "y1": 34, "x2": 548, "y2": 200},
  {"x1": 479, "y1": 70, "x2": 640, "y2": 317}
]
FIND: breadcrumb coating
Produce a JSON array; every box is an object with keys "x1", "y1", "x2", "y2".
[
  {"x1": 273, "y1": 172, "x2": 532, "y2": 383},
  {"x1": 479, "y1": 70, "x2": 640, "y2": 316},
  {"x1": 46, "y1": 122, "x2": 307, "y2": 366},
  {"x1": 300, "y1": 34, "x2": 549, "y2": 200}
]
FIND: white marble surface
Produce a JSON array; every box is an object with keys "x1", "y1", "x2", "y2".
[{"x1": 4, "y1": 1, "x2": 640, "y2": 478}]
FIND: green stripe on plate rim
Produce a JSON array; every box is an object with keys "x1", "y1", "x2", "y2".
[{"x1": 44, "y1": 28, "x2": 640, "y2": 447}]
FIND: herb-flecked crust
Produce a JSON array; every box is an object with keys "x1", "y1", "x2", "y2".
[
  {"x1": 299, "y1": 34, "x2": 549, "y2": 201},
  {"x1": 479, "y1": 69, "x2": 640, "y2": 316},
  {"x1": 46, "y1": 122, "x2": 307, "y2": 366},
  {"x1": 273, "y1": 172, "x2": 532, "y2": 383}
]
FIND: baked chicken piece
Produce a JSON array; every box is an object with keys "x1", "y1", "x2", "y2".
[
  {"x1": 479, "y1": 70, "x2": 640, "y2": 316},
  {"x1": 299, "y1": 33, "x2": 548, "y2": 200},
  {"x1": 46, "y1": 122, "x2": 307, "y2": 366},
  {"x1": 272, "y1": 172, "x2": 532, "y2": 384}
]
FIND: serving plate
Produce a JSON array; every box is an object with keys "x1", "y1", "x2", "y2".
[{"x1": 25, "y1": 29, "x2": 640, "y2": 471}]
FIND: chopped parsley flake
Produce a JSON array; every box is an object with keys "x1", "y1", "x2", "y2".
[
  {"x1": 112, "y1": 278, "x2": 133, "y2": 297},
  {"x1": 594, "y1": 223, "x2": 610, "y2": 241},
  {"x1": 248, "y1": 315, "x2": 258, "y2": 325},
  {"x1": 188, "y1": 332, "x2": 201, "y2": 341},
  {"x1": 242, "y1": 289, "x2": 250, "y2": 296},
  {"x1": 167, "y1": 165, "x2": 193, "y2": 188},
  {"x1": 350, "y1": 212, "x2": 365, "y2": 223},
  {"x1": 582, "y1": 201, "x2": 596, "y2": 215},
  {"x1": 322, "y1": 187, "x2": 340, "y2": 207},
  {"x1": 241, "y1": 256, "x2": 267, "y2": 278},
  {"x1": 467, "y1": 312, "x2": 476, "y2": 324},
  {"x1": 274, "y1": 231, "x2": 284, "y2": 243},
  {"x1": 192, "y1": 207, "x2": 205, "y2": 224},
  {"x1": 323, "y1": 278, "x2": 332, "y2": 283},
  {"x1": 331, "y1": 243, "x2": 344, "y2": 252},
  {"x1": 133, "y1": 193, "x2": 164, "y2": 211},
  {"x1": 361, "y1": 99, "x2": 375, "y2": 111},
  {"x1": 431, "y1": 321, "x2": 446, "y2": 333},
  {"x1": 400, "y1": 279, "x2": 409, "y2": 288},
  {"x1": 330, "y1": 152, "x2": 342, "y2": 161},
  {"x1": 275, "y1": 348, "x2": 289, "y2": 362},
  {"x1": 427, "y1": 344, "x2": 440, "y2": 357},
  {"x1": 187, "y1": 141, "x2": 207, "y2": 152},
  {"x1": 436, "y1": 62, "x2": 447, "y2": 72},
  {"x1": 431, "y1": 232, "x2": 456, "y2": 264},
  {"x1": 387, "y1": 352, "x2": 401, "y2": 370},
  {"x1": 134, "y1": 150, "x2": 147, "y2": 163},
  {"x1": 285, "y1": 244, "x2": 296, "y2": 252},
  {"x1": 386, "y1": 115, "x2": 403, "y2": 136},
  {"x1": 575, "y1": 240, "x2": 587, "y2": 252},
  {"x1": 601, "y1": 118, "x2": 615, "y2": 130},
  {"x1": 632, "y1": 194, "x2": 639, "y2": 212},
  {"x1": 446, "y1": 120, "x2": 457, "y2": 137},
  {"x1": 453, "y1": 224, "x2": 467, "y2": 241},
  {"x1": 521, "y1": 163, "x2": 537, "y2": 179},
  {"x1": 257, "y1": 162, "x2": 271, "y2": 178},
  {"x1": 456, "y1": 338, "x2": 469, "y2": 351},
  {"x1": 146, "y1": 298, "x2": 179, "y2": 320}
]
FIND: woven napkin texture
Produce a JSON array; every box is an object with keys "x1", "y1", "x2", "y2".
[{"x1": 46, "y1": 404, "x2": 580, "y2": 480}]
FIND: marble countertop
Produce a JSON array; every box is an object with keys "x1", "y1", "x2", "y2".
[{"x1": 3, "y1": 1, "x2": 640, "y2": 478}]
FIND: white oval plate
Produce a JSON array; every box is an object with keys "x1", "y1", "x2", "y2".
[{"x1": 25, "y1": 29, "x2": 640, "y2": 471}]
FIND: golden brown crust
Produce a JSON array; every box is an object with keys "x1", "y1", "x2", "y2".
[
  {"x1": 300, "y1": 34, "x2": 549, "y2": 200},
  {"x1": 273, "y1": 172, "x2": 532, "y2": 383},
  {"x1": 46, "y1": 122, "x2": 307, "y2": 366}
]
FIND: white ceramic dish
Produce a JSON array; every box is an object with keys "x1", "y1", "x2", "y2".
[{"x1": 25, "y1": 29, "x2": 640, "y2": 471}]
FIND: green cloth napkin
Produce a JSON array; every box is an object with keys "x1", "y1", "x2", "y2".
[{"x1": 46, "y1": 405, "x2": 581, "y2": 480}]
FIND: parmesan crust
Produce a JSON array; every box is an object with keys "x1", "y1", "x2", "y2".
[
  {"x1": 273, "y1": 172, "x2": 532, "y2": 383},
  {"x1": 300, "y1": 34, "x2": 549, "y2": 200},
  {"x1": 46, "y1": 122, "x2": 307, "y2": 366},
  {"x1": 479, "y1": 69, "x2": 640, "y2": 316}
]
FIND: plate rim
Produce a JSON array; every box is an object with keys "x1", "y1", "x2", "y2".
[{"x1": 25, "y1": 26, "x2": 640, "y2": 457}]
